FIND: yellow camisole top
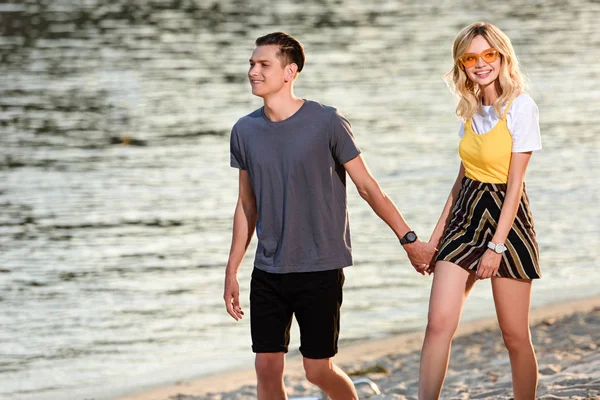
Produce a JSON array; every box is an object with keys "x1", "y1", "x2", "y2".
[{"x1": 459, "y1": 94, "x2": 519, "y2": 184}]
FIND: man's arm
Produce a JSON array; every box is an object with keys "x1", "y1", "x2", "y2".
[
  {"x1": 344, "y1": 155, "x2": 436, "y2": 274},
  {"x1": 224, "y1": 170, "x2": 257, "y2": 320}
]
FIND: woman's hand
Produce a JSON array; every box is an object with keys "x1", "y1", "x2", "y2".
[
  {"x1": 476, "y1": 249, "x2": 502, "y2": 279},
  {"x1": 424, "y1": 238, "x2": 440, "y2": 274}
]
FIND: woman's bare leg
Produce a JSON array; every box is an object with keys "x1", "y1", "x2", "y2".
[
  {"x1": 418, "y1": 261, "x2": 477, "y2": 400},
  {"x1": 491, "y1": 277, "x2": 538, "y2": 400}
]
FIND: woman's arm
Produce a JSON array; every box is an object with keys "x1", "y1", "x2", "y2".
[
  {"x1": 491, "y1": 152, "x2": 532, "y2": 244},
  {"x1": 476, "y1": 152, "x2": 532, "y2": 279},
  {"x1": 429, "y1": 163, "x2": 465, "y2": 249}
]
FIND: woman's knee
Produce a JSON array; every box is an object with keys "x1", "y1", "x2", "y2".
[
  {"x1": 255, "y1": 353, "x2": 284, "y2": 381},
  {"x1": 501, "y1": 328, "x2": 532, "y2": 353},
  {"x1": 425, "y1": 310, "x2": 460, "y2": 339}
]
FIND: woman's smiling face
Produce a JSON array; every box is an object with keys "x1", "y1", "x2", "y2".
[{"x1": 462, "y1": 35, "x2": 501, "y2": 89}]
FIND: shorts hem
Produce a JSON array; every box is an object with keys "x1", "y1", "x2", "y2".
[
  {"x1": 436, "y1": 257, "x2": 541, "y2": 280},
  {"x1": 299, "y1": 348, "x2": 338, "y2": 359},
  {"x1": 252, "y1": 346, "x2": 289, "y2": 354}
]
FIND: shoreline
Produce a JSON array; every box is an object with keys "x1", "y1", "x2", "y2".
[{"x1": 113, "y1": 295, "x2": 600, "y2": 400}]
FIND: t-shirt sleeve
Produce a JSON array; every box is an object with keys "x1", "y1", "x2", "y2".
[
  {"x1": 458, "y1": 122, "x2": 465, "y2": 138},
  {"x1": 509, "y1": 96, "x2": 542, "y2": 153},
  {"x1": 329, "y1": 109, "x2": 361, "y2": 164},
  {"x1": 229, "y1": 125, "x2": 246, "y2": 170}
]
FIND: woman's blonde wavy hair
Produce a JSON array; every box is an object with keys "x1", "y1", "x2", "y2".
[{"x1": 445, "y1": 22, "x2": 526, "y2": 121}]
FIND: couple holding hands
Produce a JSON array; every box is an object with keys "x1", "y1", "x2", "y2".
[{"x1": 224, "y1": 22, "x2": 542, "y2": 400}]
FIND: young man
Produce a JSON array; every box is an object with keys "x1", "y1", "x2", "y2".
[{"x1": 224, "y1": 32, "x2": 436, "y2": 399}]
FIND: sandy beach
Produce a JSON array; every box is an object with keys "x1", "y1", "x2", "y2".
[{"x1": 113, "y1": 295, "x2": 600, "y2": 400}]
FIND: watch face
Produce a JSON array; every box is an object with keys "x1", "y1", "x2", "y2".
[
  {"x1": 406, "y1": 232, "x2": 417, "y2": 242},
  {"x1": 493, "y1": 243, "x2": 507, "y2": 253},
  {"x1": 488, "y1": 242, "x2": 506, "y2": 253}
]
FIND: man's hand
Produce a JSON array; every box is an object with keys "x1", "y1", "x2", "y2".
[
  {"x1": 403, "y1": 240, "x2": 437, "y2": 275},
  {"x1": 224, "y1": 273, "x2": 244, "y2": 321}
]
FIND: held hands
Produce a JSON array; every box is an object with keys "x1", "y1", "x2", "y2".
[
  {"x1": 476, "y1": 249, "x2": 502, "y2": 279},
  {"x1": 224, "y1": 273, "x2": 244, "y2": 321},
  {"x1": 403, "y1": 240, "x2": 437, "y2": 275}
]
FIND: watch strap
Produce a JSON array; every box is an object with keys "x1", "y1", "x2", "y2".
[
  {"x1": 400, "y1": 231, "x2": 417, "y2": 245},
  {"x1": 487, "y1": 241, "x2": 506, "y2": 254}
]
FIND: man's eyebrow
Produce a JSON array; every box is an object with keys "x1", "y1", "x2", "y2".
[{"x1": 249, "y1": 58, "x2": 272, "y2": 63}]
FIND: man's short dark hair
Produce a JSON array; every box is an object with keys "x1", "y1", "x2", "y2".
[{"x1": 255, "y1": 32, "x2": 305, "y2": 72}]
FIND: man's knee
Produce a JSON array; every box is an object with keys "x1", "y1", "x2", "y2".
[
  {"x1": 303, "y1": 357, "x2": 332, "y2": 385},
  {"x1": 255, "y1": 353, "x2": 285, "y2": 382}
]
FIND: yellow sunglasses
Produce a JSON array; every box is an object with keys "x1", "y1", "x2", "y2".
[{"x1": 459, "y1": 48, "x2": 499, "y2": 68}]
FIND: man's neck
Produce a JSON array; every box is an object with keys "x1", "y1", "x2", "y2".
[{"x1": 263, "y1": 92, "x2": 304, "y2": 122}]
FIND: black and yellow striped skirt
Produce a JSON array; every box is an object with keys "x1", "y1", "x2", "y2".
[{"x1": 435, "y1": 177, "x2": 541, "y2": 280}]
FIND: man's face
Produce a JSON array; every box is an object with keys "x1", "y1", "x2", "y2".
[{"x1": 248, "y1": 45, "x2": 287, "y2": 98}]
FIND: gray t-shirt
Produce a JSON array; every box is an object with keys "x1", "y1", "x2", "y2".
[{"x1": 230, "y1": 100, "x2": 361, "y2": 274}]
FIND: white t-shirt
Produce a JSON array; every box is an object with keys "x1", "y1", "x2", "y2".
[{"x1": 458, "y1": 93, "x2": 542, "y2": 153}]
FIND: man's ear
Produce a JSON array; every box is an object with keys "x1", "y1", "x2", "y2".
[{"x1": 284, "y1": 63, "x2": 299, "y2": 82}]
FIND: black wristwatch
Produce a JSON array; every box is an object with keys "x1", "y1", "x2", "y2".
[{"x1": 400, "y1": 231, "x2": 418, "y2": 245}]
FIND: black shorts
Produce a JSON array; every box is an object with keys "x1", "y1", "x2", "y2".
[{"x1": 250, "y1": 267, "x2": 345, "y2": 359}]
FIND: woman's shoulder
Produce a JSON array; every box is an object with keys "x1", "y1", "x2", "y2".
[{"x1": 510, "y1": 93, "x2": 538, "y2": 113}]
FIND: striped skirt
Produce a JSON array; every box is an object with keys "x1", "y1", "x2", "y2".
[{"x1": 435, "y1": 177, "x2": 541, "y2": 280}]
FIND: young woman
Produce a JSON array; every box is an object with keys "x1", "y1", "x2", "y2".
[{"x1": 418, "y1": 22, "x2": 542, "y2": 400}]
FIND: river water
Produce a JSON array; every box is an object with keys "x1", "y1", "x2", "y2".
[{"x1": 1, "y1": 0, "x2": 599, "y2": 399}]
